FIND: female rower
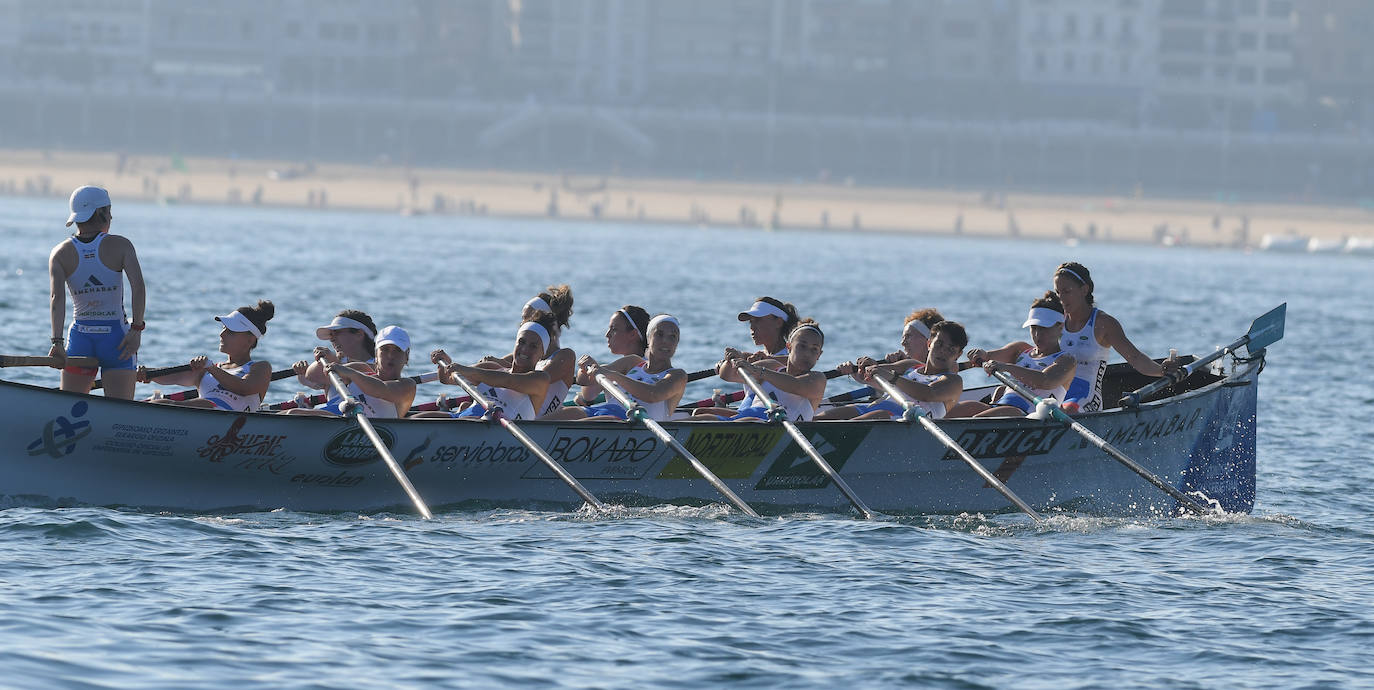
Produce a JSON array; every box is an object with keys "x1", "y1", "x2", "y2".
[
  {"x1": 284, "y1": 326, "x2": 417, "y2": 418},
  {"x1": 816, "y1": 320, "x2": 968, "y2": 420},
  {"x1": 833, "y1": 307, "x2": 944, "y2": 382},
  {"x1": 543, "y1": 314, "x2": 685, "y2": 421},
  {"x1": 694, "y1": 319, "x2": 827, "y2": 422},
  {"x1": 735, "y1": 296, "x2": 800, "y2": 360},
  {"x1": 557, "y1": 305, "x2": 651, "y2": 413},
  {"x1": 292, "y1": 309, "x2": 379, "y2": 388},
  {"x1": 140, "y1": 300, "x2": 275, "y2": 411},
  {"x1": 1051, "y1": 261, "x2": 1179, "y2": 412},
  {"x1": 479, "y1": 286, "x2": 578, "y2": 417},
  {"x1": 422, "y1": 312, "x2": 560, "y2": 421},
  {"x1": 948, "y1": 292, "x2": 1078, "y2": 417}
]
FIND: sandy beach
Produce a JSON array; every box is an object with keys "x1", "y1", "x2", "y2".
[{"x1": 3, "y1": 149, "x2": 1371, "y2": 248}]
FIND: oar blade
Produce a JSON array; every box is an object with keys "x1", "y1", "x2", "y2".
[{"x1": 1244, "y1": 303, "x2": 1286, "y2": 353}]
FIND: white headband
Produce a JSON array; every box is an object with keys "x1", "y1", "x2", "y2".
[
  {"x1": 903, "y1": 319, "x2": 931, "y2": 338},
  {"x1": 215, "y1": 310, "x2": 264, "y2": 340},
  {"x1": 315, "y1": 316, "x2": 376, "y2": 341},
  {"x1": 617, "y1": 309, "x2": 643, "y2": 341},
  {"x1": 517, "y1": 321, "x2": 550, "y2": 353},
  {"x1": 790, "y1": 324, "x2": 823, "y2": 341},
  {"x1": 1056, "y1": 267, "x2": 1088, "y2": 286},
  {"x1": 524, "y1": 296, "x2": 552, "y2": 314},
  {"x1": 647, "y1": 314, "x2": 680, "y2": 334},
  {"x1": 1022, "y1": 307, "x2": 1066, "y2": 329}
]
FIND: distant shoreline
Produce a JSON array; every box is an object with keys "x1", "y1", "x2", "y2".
[{"x1": 3, "y1": 148, "x2": 1371, "y2": 249}]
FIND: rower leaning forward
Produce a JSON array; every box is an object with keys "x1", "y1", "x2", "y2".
[{"x1": 47, "y1": 186, "x2": 146, "y2": 398}]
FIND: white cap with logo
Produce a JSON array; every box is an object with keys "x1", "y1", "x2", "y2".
[
  {"x1": 376, "y1": 325, "x2": 410, "y2": 352},
  {"x1": 66, "y1": 186, "x2": 112, "y2": 227}
]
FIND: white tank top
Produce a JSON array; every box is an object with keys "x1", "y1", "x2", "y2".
[
  {"x1": 538, "y1": 348, "x2": 573, "y2": 417},
  {"x1": 1060, "y1": 308, "x2": 1113, "y2": 412},
  {"x1": 900, "y1": 367, "x2": 951, "y2": 420},
  {"x1": 350, "y1": 381, "x2": 399, "y2": 418},
  {"x1": 1003, "y1": 348, "x2": 1069, "y2": 402},
  {"x1": 738, "y1": 364, "x2": 816, "y2": 421},
  {"x1": 198, "y1": 361, "x2": 263, "y2": 412},
  {"x1": 623, "y1": 363, "x2": 675, "y2": 420},
  {"x1": 65, "y1": 234, "x2": 126, "y2": 321},
  {"x1": 476, "y1": 382, "x2": 535, "y2": 421}
]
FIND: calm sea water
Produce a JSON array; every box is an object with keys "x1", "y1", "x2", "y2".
[{"x1": 2, "y1": 197, "x2": 1372, "y2": 688}]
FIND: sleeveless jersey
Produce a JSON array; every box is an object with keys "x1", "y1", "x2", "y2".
[
  {"x1": 349, "y1": 380, "x2": 398, "y2": 418},
  {"x1": 737, "y1": 364, "x2": 816, "y2": 421},
  {"x1": 622, "y1": 363, "x2": 676, "y2": 420},
  {"x1": 198, "y1": 361, "x2": 262, "y2": 412},
  {"x1": 65, "y1": 234, "x2": 125, "y2": 321},
  {"x1": 474, "y1": 381, "x2": 535, "y2": 421},
  {"x1": 900, "y1": 367, "x2": 952, "y2": 419},
  {"x1": 538, "y1": 348, "x2": 573, "y2": 417},
  {"x1": 1001, "y1": 348, "x2": 1070, "y2": 402},
  {"x1": 1060, "y1": 308, "x2": 1113, "y2": 412}
]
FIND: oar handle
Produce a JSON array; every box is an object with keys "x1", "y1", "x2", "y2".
[
  {"x1": 96, "y1": 363, "x2": 193, "y2": 389},
  {"x1": 163, "y1": 367, "x2": 295, "y2": 403},
  {"x1": 0, "y1": 355, "x2": 100, "y2": 368},
  {"x1": 321, "y1": 362, "x2": 433, "y2": 519},
  {"x1": 1120, "y1": 352, "x2": 1213, "y2": 408}
]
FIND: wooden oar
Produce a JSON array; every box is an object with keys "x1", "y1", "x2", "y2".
[
  {"x1": 1121, "y1": 303, "x2": 1286, "y2": 408},
  {"x1": 871, "y1": 374, "x2": 1044, "y2": 524},
  {"x1": 990, "y1": 369, "x2": 1211, "y2": 516},
  {"x1": 96, "y1": 363, "x2": 191, "y2": 390},
  {"x1": 271, "y1": 371, "x2": 441, "y2": 411},
  {"x1": 734, "y1": 367, "x2": 876, "y2": 519},
  {"x1": 595, "y1": 373, "x2": 759, "y2": 518},
  {"x1": 445, "y1": 367, "x2": 605, "y2": 511},
  {"x1": 322, "y1": 361, "x2": 433, "y2": 519},
  {"x1": 160, "y1": 368, "x2": 296, "y2": 402},
  {"x1": 1, "y1": 355, "x2": 99, "y2": 368}
]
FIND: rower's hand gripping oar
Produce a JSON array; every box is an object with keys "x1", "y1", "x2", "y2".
[
  {"x1": 443, "y1": 364, "x2": 606, "y2": 512},
  {"x1": 990, "y1": 369, "x2": 1212, "y2": 516},
  {"x1": 160, "y1": 367, "x2": 296, "y2": 403},
  {"x1": 733, "y1": 366, "x2": 877, "y2": 520},
  {"x1": 870, "y1": 373, "x2": 1045, "y2": 524},
  {"x1": 594, "y1": 372, "x2": 760, "y2": 518},
  {"x1": 1121, "y1": 303, "x2": 1285, "y2": 408},
  {"x1": 321, "y1": 358, "x2": 433, "y2": 520}
]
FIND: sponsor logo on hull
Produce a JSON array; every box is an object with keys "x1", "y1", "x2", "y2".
[
  {"x1": 657, "y1": 427, "x2": 783, "y2": 480},
  {"x1": 195, "y1": 416, "x2": 297, "y2": 475},
  {"x1": 322, "y1": 426, "x2": 397, "y2": 467},
  {"x1": 27, "y1": 402, "x2": 92, "y2": 458},
  {"x1": 521, "y1": 427, "x2": 664, "y2": 480},
  {"x1": 755, "y1": 426, "x2": 870, "y2": 491}
]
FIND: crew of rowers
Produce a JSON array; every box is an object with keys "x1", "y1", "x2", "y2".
[{"x1": 130, "y1": 261, "x2": 1181, "y2": 423}]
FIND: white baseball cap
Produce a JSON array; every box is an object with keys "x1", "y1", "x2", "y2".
[
  {"x1": 376, "y1": 325, "x2": 410, "y2": 352},
  {"x1": 66, "y1": 186, "x2": 111, "y2": 226}
]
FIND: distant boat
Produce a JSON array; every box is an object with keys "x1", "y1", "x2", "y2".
[
  {"x1": 1258, "y1": 233, "x2": 1308, "y2": 252},
  {"x1": 1343, "y1": 237, "x2": 1374, "y2": 255},
  {"x1": 1307, "y1": 237, "x2": 1345, "y2": 254}
]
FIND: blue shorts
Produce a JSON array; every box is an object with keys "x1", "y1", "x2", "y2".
[
  {"x1": 319, "y1": 398, "x2": 344, "y2": 415},
  {"x1": 456, "y1": 403, "x2": 487, "y2": 419},
  {"x1": 727, "y1": 407, "x2": 771, "y2": 421},
  {"x1": 67, "y1": 319, "x2": 135, "y2": 373},
  {"x1": 853, "y1": 399, "x2": 904, "y2": 418},
  {"x1": 991, "y1": 392, "x2": 1034, "y2": 414},
  {"x1": 583, "y1": 402, "x2": 627, "y2": 420}
]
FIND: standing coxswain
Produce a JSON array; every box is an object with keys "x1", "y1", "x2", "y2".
[
  {"x1": 139, "y1": 301, "x2": 275, "y2": 411},
  {"x1": 47, "y1": 186, "x2": 146, "y2": 398}
]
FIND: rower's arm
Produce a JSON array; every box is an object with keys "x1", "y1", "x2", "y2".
[
  {"x1": 601, "y1": 368, "x2": 685, "y2": 403},
  {"x1": 120, "y1": 239, "x2": 146, "y2": 327},
  {"x1": 453, "y1": 362, "x2": 550, "y2": 399},
  {"x1": 891, "y1": 371, "x2": 962, "y2": 403},
  {"x1": 333, "y1": 363, "x2": 417, "y2": 405},
  {"x1": 997, "y1": 354, "x2": 1077, "y2": 390},
  {"x1": 1098, "y1": 313, "x2": 1166, "y2": 377},
  {"x1": 208, "y1": 361, "x2": 273, "y2": 397},
  {"x1": 47, "y1": 245, "x2": 69, "y2": 349},
  {"x1": 742, "y1": 362, "x2": 826, "y2": 402}
]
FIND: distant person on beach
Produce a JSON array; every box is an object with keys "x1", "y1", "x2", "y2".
[
  {"x1": 1051, "y1": 262, "x2": 1180, "y2": 412},
  {"x1": 47, "y1": 186, "x2": 146, "y2": 399},
  {"x1": 140, "y1": 300, "x2": 275, "y2": 411}
]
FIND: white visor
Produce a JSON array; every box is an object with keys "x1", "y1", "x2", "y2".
[
  {"x1": 903, "y1": 319, "x2": 931, "y2": 339},
  {"x1": 738, "y1": 300, "x2": 788, "y2": 322},
  {"x1": 315, "y1": 316, "x2": 376, "y2": 341},
  {"x1": 518, "y1": 322, "x2": 550, "y2": 353},
  {"x1": 214, "y1": 310, "x2": 264, "y2": 340},
  {"x1": 1022, "y1": 307, "x2": 1066, "y2": 329}
]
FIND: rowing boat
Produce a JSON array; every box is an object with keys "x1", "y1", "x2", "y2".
[{"x1": 1, "y1": 349, "x2": 1262, "y2": 516}]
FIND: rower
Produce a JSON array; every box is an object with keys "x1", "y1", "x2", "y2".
[
  {"x1": 833, "y1": 307, "x2": 944, "y2": 384},
  {"x1": 557, "y1": 305, "x2": 651, "y2": 412},
  {"x1": 691, "y1": 296, "x2": 802, "y2": 417},
  {"x1": 1052, "y1": 261, "x2": 1180, "y2": 412},
  {"x1": 286, "y1": 326, "x2": 417, "y2": 418},
  {"x1": 477, "y1": 286, "x2": 578, "y2": 418},
  {"x1": 694, "y1": 319, "x2": 827, "y2": 422},
  {"x1": 140, "y1": 300, "x2": 275, "y2": 411},
  {"x1": 418, "y1": 312, "x2": 560, "y2": 421},
  {"x1": 818, "y1": 320, "x2": 968, "y2": 420},
  {"x1": 949, "y1": 292, "x2": 1078, "y2": 417},
  {"x1": 544, "y1": 314, "x2": 686, "y2": 421},
  {"x1": 293, "y1": 310, "x2": 379, "y2": 389},
  {"x1": 47, "y1": 186, "x2": 147, "y2": 399}
]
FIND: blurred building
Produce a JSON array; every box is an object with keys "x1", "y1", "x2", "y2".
[{"x1": 1294, "y1": 0, "x2": 1374, "y2": 133}]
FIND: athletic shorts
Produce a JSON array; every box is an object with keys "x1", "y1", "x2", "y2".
[
  {"x1": 583, "y1": 402, "x2": 627, "y2": 420},
  {"x1": 727, "y1": 407, "x2": 771, "y2": 421},
  {"x1": 990, "y1": 392, "x2": 1034, "y2": 414},
  {"x1": 853, "y1": 398, "x2": 904, "y2": 418},
  {"x1": 66, "y1": 319, "x2": 135, "y2": 374}
]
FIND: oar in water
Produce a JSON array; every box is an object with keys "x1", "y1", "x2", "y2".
[
  {"x1": 95, "y1": 363, "x2": 192, "y2": 390},
  {"x1": 271, "y1": 371, "x2": 441, "y2": 411},
  {"x1": 444, "y1": 366, "x2": 605, "y2": 511},
  {"x1": 158, "y1": 368, "x2": 297, "y2": 402},
  {"x1": 1, "y1": 355, "x2": 99, "y2": 368},
  {"x1": 595, "y1": 373, "x2": 759, "y2": 518},
  {"x1": 322, "y1": 360, "x2": 433, "y2": 520},
  {"x1": 1121, "y1": 303, "x2": 1286, "y2": 408},
  {"x1": 733, "y1": 367, "x2": 876, "y2": 520},
  {"x1": 870, "y1": 374, "x2": 1045, "y2": 524},
  {"x1": 990, "y1": 369, "x2": 1211, "y2": 516}
]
